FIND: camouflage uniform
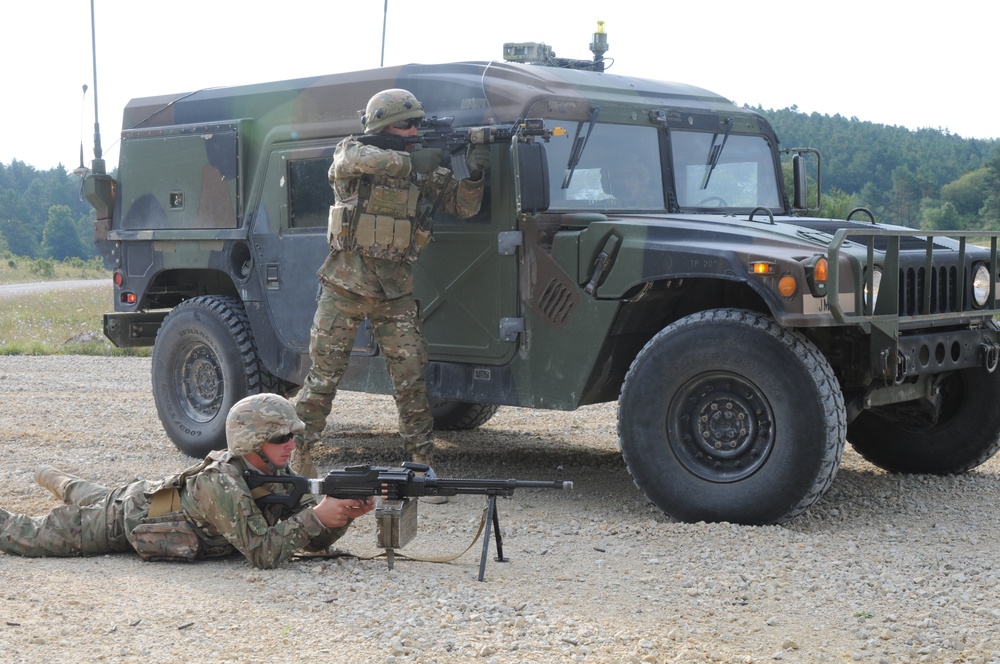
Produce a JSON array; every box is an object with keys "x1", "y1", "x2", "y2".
[
  {"x1": 0, "y1": 394, "x2": 350, "y2": 569},
  {"x1": 294, "y1": 89, "x2": 485, "y2": 477}
]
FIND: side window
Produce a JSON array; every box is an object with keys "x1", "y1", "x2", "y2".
[{"x1": 288, "y1": 158, "x2": 333, "y2": 228}]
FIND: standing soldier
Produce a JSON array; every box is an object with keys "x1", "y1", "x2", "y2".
[{"x1": 292, "y1": 88, "x2": 489, "y2": 485}]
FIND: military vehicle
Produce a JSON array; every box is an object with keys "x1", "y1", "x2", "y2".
[{"x1": 83, "y1": 26, "x2": 1000, "y2": 525}]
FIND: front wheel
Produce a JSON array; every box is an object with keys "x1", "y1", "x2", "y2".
[
  {"x1": 618, "y1": 309, "x2": 846, "y2": 525},
  {"x1": 151, "y1": 295, "x2": 276, "y2": 457},
  {"x1": 848, "y1": 364, "x2": 1000, "y2": 474}
]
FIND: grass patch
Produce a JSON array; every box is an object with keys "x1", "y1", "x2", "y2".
[
  {"x1": 0, "y1": 284, "x2": 149, "y2": 356},
  {"x1": 0, "y1": 255, "x2": 108, "y2": 285}
]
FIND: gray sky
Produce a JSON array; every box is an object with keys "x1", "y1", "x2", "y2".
[{"x1": 4, "y1": 0, "x2": 997, "y2": 171}]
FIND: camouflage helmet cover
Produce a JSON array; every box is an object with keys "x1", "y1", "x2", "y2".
[
  {"x1": 361, "y1": 88, "x2": 424, "y2": 134},
  {"x1": 225, "y1": 393, "x2": 305, "y2": 457}
]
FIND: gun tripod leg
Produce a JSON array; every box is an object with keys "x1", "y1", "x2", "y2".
[{"x1": 478, "y1": 495, "x2": 507, "y2": 581}]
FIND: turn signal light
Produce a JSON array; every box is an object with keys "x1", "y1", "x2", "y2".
[{"x1": 804, "y1": 255, "x2": 829, "y2": 298}]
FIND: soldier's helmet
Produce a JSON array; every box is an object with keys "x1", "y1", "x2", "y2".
[
  {"x1": 225, "y1": 393, "x2": 305, "y2": 457},
  {"x1": 361, "y1": 88, "x2": 424, "y2": 134}
]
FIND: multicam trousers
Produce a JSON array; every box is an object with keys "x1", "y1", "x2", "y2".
[
  {"x1": 294, "y1": 283, "x2": 434, "y2": 461},
  {"x1": 0, "y1": 474, "x2": 151, "y2": 557}
]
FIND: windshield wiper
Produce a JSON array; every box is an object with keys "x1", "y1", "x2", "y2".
[
  {"x1": 562, "y1": 105, "x2": 601, "y2": 189},
  {"x1": 700, "y1": 116, "x2": 734, "y2": 190}
]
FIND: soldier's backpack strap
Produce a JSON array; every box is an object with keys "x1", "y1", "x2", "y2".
[{"x1": 146, "y1": 454, "x2": 220, "y2": 518}]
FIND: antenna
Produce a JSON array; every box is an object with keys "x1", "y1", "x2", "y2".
[
  {"x1": 380, "y1": 0, "x2": 388, "y2": 67},
  {"x1": 73, "y1": 84, "x2": 89, "y2": 178},
  {"x1": 89, "y1": 0, "x2": 104, "y2": 170}
]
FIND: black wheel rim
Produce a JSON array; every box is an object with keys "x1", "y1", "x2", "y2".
[
  {"x1": 667, "y1": 371, "x2": 775, "y2": 482},
  {"x1": 177, "y1": 342, "x2": 224, "y2": 423}
]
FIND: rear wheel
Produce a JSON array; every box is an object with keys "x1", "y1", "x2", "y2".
[
  {"x1": 151, "y1": 295, "x2": 278, "y2": 457},
  {"x1": 848, "y1": 365, "x2": 1000, "y2": 474},
  {"x1": 618, "y1": 309, "x2": 846, "y2": 525},
  {"x1": 431, "y1": 399, "x2": 499, "y2": 430}
]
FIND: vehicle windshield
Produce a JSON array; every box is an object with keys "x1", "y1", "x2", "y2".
[
  {"x1": 670, "y1": 129, "x2": 781, "y2": 211},
  {"x1": 543, "y1": 123, "x2": 666, "y2": 212}
]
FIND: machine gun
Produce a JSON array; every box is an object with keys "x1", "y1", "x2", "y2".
[{"x1": 244, "y1": 463, "x2": 572, "y2": 580}]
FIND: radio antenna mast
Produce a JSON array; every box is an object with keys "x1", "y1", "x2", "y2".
[{"x1": 380, "y1": 0, "x2": 388, "y2": 67}]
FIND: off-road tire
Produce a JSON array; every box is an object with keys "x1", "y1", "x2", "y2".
[
  {"x1": 848, "y1": 364, "x2": 1000, "y2": 474},
  {"x1": 431, "y1": 400, "x2": 500, "y2": 430},
  {"x1": 618, "y1": 309, "x2": 846, "y2": 525},
  {"x1": 151, "y1": 295, "x2": 277, "y2": 457}
]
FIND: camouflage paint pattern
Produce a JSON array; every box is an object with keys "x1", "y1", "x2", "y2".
[
  {"x1": 293, "y1": 133, "x2": 485, "y2": 469},
  {"x1": 89, "y1": 55, "x2": 1000, "y2": 486},
  {"x1": 225, "y1": 393, "x2": 305, "y2": 458},
  {"x1": 0, "y1": 453, "x2": 347, "y2": 568}
]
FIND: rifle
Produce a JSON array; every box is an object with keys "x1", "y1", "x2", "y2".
[
  {"x1": 414, "y1": 117, "x2": 556, "y2": 180},
  {"x1": 357, "y1": 118, "x2": 558, "y2": 180},
  {"x1": 244, "y1": 462, "x2": 572, "y2": 580}
]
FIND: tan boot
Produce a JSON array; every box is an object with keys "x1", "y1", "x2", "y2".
[
  {"x1": 411, "y1": 449, "x2": 448, "y2": 504},
  {"x1": 33, "y1": 465, "x2": 76, "y2": 502}
]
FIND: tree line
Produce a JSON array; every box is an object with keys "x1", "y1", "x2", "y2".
[
  {"x1": 0, "y1": 160, "x2": 96, "y2": 261},
  {"x1": 2, "y1": 108, "x2": 999, "y2": 261},
  {"x1": 760, "y1": 106, "x2": 1000, "y2": 230}
]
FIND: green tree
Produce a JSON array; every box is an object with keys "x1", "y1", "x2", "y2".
[
  {"x1": 0, "y1": 218, "x2": 39, "y2": 257},
  {"x1": 818, "y1": 188, "x2": 857, "y2": 220},
  {"x1": 42, "y1": 205, "x2": 86, "y2": 260},
  {"x1": 941, "y1": 167, "x2": 990, "y2": 217},
  {"x1": 920, "y1": 201, "x2": 961, "y2": 231},
  {"x1": 980, "y1": 150, "x2": 1000, "y2": 229}
]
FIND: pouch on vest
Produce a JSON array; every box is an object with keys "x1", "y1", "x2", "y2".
[
  {"x1": 355, "y1": 213, "x2": 377, "y2": 248},
  {"x1": 366, "y1": 177, "x2": 416, "y2": 217},
  {"x1": 328, "y1": 205, "x2": 352, "y2": 250},
  {"x1": 129, "y1": 511, "x2": 201, "y2": 563}
]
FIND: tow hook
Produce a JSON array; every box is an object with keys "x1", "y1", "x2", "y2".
[
  {"x1": 981, "y1": 340, "x2": 1000, "y2": 373},
  {"x1": 879, "y1": 348, "x2": 908, "y2": 385}
]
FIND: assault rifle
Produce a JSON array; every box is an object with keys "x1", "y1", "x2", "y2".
[
  {"x1": 415, "y1": 116, "x2": 557, "y2": 180},
  {"x1": 244, "y1": 462, "x2": 572, "y2": 580},
  {"x1": 357, "y1": 118, "x2": 558, "y2": 180}
]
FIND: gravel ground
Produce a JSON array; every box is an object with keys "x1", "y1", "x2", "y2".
[{"x1": 3, "y1": 355, "x2": 1000, "y2": 663}]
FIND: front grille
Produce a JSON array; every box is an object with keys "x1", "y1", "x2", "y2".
[{"x1": 899, "y1": 265, "x2": 960, "y2": 315}]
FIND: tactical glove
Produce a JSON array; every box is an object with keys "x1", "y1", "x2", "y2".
[
  {"x1": 410, "y1": 148, "x2": 445, "y2": 174},
  {"x1": 466, "y1": 145, "x2": 490, "y2": 178}
]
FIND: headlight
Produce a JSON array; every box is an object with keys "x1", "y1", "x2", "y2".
[
  {"x1": 864, "y1": 267, "x2": 882, "y2": 313},
  {"x1": 972, "y1": 263, "x2": 991, "y2": 307}
]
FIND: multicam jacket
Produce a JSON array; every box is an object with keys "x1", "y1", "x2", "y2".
[
  {"x1": 321, "y1": 137, "x2": 485, "y2": 300},
  {"x1": 179, "y1": 450, "x2": 347, "y2": 569}
]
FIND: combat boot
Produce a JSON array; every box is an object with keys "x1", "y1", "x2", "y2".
[
  {"x1": 411, "y1": 449, "x2": 448, "y2": 504},
  {"x1": 33, "y1": 465, "x2": 76, "y2": 502}
]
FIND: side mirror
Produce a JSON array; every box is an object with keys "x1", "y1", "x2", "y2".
[
  {"x1": 513, "y1": 141, "x2": 549, "y2": 213},
  {"x1": 792, "y1": 153, "x2": 808, "y2": 210}
]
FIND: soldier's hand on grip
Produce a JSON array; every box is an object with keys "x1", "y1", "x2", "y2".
[
  {"x1": 466, "y1": 145, "x2": 490, "y2": 179},
  {"x1": 410, "y1": 148, "x2": 445, "y2": 174}
]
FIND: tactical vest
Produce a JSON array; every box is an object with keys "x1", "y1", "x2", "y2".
[{"x1": 327, "y1": 172, "x2": 433, "y2": 263}]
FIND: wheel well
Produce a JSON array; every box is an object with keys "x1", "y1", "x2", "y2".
[
  {"x1": 580, "y1": 278, "x2": 771, "y2": 404},
  {"x1": 140, "y1": 268, "x2": 240, "y2": 310}
]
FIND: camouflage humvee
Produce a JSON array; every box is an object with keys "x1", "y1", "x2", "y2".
[{"x1": 83, "y1": 34, "x2": 1000, "y2": 525}]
